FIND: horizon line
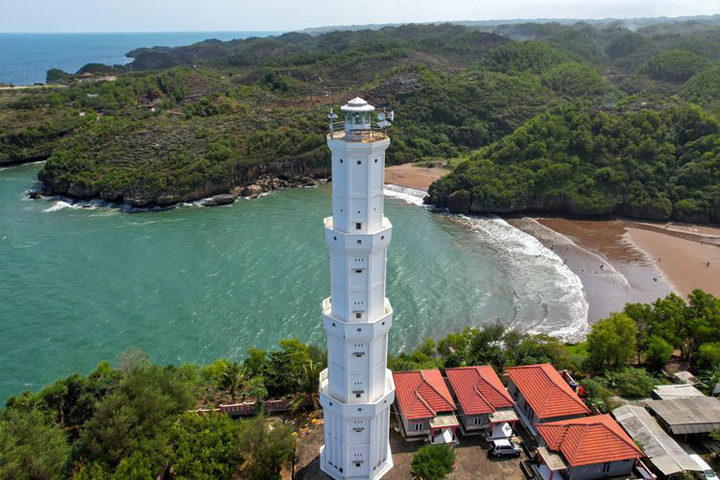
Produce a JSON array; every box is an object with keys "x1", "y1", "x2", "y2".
[{"x1": 1, "y1": 12, "x2": 718, "y2": 35}]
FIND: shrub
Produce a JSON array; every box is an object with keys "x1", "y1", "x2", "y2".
[
  {"x1": 603, "y1": 368, "x2": 657, "y2": 399},
  {"x1": 411, "y1": 444, "x2": 456, "y2": 480},
  {"x1": 645, "y1": 335, "x2": 673, "y2": 369}
]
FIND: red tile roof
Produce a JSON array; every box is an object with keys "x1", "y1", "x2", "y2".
[
  {"x1": 536, "y1": 414, "x2": 643, "y2": 467},
  {"x1": 445, "y1": 366, "x2": 514, "y2": 415},
  {"x1": 506, "y1": 364, "x2": 590, "y2": 419},
  {"x1": 393, "y1": 369, "x2": 455, "y2": 420}
]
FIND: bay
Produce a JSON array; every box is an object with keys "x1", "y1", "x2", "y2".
[
  {"x1": 0, "y1": 164, "x2": 587, "y2": 401},
  {"x1": 0, "y1": 31, "x2": 281, "y2": 85}
]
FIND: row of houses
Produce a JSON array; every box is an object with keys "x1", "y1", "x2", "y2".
[{"x1": 393, "y1": 364, "x2": 659, "y2": 480}]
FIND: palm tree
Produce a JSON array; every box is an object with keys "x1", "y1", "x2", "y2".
[
  {"x1": 219, "y1": 362, "x2": 245, "y2": 403},
  {"x1": 291, "y1": 360, "x2": 323, "y2": 411}
]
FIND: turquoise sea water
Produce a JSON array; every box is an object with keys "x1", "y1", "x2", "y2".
[
  {"x1": 0, "y1": 164, "x2": 588, "y2": 401},
  {"x1": 0, "y1": 31, "x2": 280, "y2": 85}
]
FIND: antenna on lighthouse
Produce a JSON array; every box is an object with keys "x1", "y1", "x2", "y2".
[
  {"x1": 328, "y1": 108, "x2": 338, "y2": 136},
  {"x1": 377, "y1": 108, "x2": 393, "y2": 129}
]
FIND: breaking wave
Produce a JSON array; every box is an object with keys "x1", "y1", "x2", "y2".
[
  {"x1": 383, "y1": 185, "x2": 427, "y2": 206},
  {"x1": 383, "y1": 185, "x2": 589, "y2": 342},
  {"x1": 456, "y1": 215, "x2": 589, "y2": 342}
]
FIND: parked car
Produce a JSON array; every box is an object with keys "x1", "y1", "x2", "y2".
[
  {"x1": 489, "y1": 439, "x2": 521, "y2": 458},
  {"x1": 690, "y1": 454, "x2": 717, "y2": 479}
]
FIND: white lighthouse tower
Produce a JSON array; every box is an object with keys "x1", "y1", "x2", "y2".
[{"x1": 319, "y1": 97, "x2": 395, "y2": 480}]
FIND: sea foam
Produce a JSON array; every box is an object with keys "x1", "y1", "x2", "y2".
[
  {"x1": 383, "y1": 185, "x2": 590, "y2": 342},
  {"x1": 383, "y1": 185, "x2": 428, "y2": 206}
]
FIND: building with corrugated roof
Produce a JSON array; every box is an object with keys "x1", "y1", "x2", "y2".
[
  {"x1": 613, "y1": 405, "x2": 702, "y2": 478},
  {"x1": 392, "y1": 369, "x2": 459, "y2": 444},
  {"x1": 645, "y1": 397, "x2": 720, "y2": 435},
  {"x1": 652, "y1": 384, "x2": 705, "y2": 400}
]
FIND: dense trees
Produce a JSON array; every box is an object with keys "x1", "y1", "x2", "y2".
[
  {"x1": 0, "y1": 410, "x2": 69, "y2": 479},
  {"x1": 1, "y1": 346, "x2": 306, "y2": 479},
  {"x1": 429, "y1": 102, "x2": 720, "y2": 223},
  {"x1": 587, "y1": 314, "x2": 637, "y2": 369},
  {"x1": 2, "y1": 20, "x2": 719, "y2": 208}
]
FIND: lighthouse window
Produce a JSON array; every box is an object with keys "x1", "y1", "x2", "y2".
[
  {"x1": 356, "y1": 222, "x2": 362, "y2": 230},
  {"x1": 340, "y1": 159, "x2": 343, "y2": 163},
  {"x1": 357, "y1": 160, "x2": 361, "y2": 165},
  {"x1": 357, "y1": 240, "x2": 362, "y2": 244},
  {"x1": 355, "y1": 269, "x2": 362, "y2": 274},
  {"x1": 356, "y1": 312, "x2": 362, "y2": 319},
  {"x1": 374, "y1": 159, "x2": 378, "y2": 163}
]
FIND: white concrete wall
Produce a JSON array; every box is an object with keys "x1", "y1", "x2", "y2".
[
  {"x1": 568, "y1": 459, "x2": 634, "y2": 480},
  {"x1": 321, "y1": 132, "x2": 394, "y2": 480}
]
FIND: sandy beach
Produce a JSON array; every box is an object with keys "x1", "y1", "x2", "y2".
[
  {"x1": 384, "y1": 163, "x2": 719, "y2": 322},
  {"x1": 384, "y1": 163, "x2": 448, "y2": 190}
]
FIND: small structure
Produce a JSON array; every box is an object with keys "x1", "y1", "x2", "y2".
[
  {"x1": 506, "y1": 364, "x2": 590, "y2": 435},
  {"x1": 645, "y1": 397, "x2": 720, "y2": 435},
  {"x1": 445, "y1": 366, "x2": 518, "y2": 437},
  {"x1": 652, "y1": 384, "x2": 705, "y2": 400},
  {"x1": 393, "y1": 369, "x2": 459, "y2": 444},
  {"x1": 613, "y1": 405, "x2": 702, "y2": 478},
  {"x1": 673, "y1": 371, "x2": 699, "y2": 386},
  {"x1": 712, "y1": 383, "x2": 720, "y2": 398},
  {"x1": 533, "y1": 415, "x2": 644, "y2": 480}
]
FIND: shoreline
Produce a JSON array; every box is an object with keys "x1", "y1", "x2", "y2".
[
  {"x1": 384, "y1": 163, "x2": 448, "y2": 191},
  {"x1": 383, "y1": 164, "x2": 719, "y2": 323}
]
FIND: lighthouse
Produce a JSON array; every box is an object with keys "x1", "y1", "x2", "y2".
[{"x1": 319, "y1": 97, "x2": 395, "y2": 480}]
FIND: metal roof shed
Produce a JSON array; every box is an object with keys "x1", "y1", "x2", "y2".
[
  {"x1": 613, "y1": 405, "x2": 702, "y2": 477},
  {"x1": 645, "y1": 397, "x2": 720, "y2": 435},
  {"x1": 653, "y1": 384, "x2": 705, "y2": 400}
]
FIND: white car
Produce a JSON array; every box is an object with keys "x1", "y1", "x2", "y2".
[
  {"x1": 690, "y1": 453, "x2": 717, "y2": 479},
  {"x1": 490, "y1": 439, "x2": 521, "y2": 458}
]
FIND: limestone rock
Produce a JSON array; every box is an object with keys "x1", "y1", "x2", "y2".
[{"x1": 204, "y1": 194, "x2": 237, "y2": 207}]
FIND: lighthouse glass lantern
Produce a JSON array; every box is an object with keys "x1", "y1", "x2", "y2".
[{"x1": 319, "y1": 97, "x2": 395, "y2": 480}]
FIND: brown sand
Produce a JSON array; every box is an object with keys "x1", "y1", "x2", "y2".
[
  {"x1": 534, "y1": 217, "x2": 720, "y2": 300},
  {"x1": 384, "y1": 163, "x2": 448, "y2": 190},
  {"x1": 627, "y1": 227, "x2": 720, "y2": 297}
]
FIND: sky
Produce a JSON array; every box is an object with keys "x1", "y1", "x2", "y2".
[{"x1": 0, "y1": 0, "x2": 718, "y2": 33}]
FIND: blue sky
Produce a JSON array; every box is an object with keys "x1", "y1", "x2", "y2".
[{"x1": 1, "y1": 0, "x2": 717, "y2": 32}]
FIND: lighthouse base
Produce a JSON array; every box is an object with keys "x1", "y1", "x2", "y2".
[{"x1": 320, "y1": 444, "x2": 393, "y2": 480}]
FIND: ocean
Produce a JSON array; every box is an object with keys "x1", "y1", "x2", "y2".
[
  {"x1": 0, "y1": 31, "x2": 281, "y2": 85},
  {"x1": 0, "y1": 164, "x2": 589, "y2": 401}
]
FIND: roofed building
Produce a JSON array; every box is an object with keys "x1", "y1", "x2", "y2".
[
  {"x1": 613, "y1": 405, "x2": 702, "y2": 478},
  {"x1": 645, "y1": 397, "x2": 720, "y2": 435},
  {"x1": 506, "y1": 364, "x2": 590, "y2": 435},
  {"x1": 445, "y1": 366, "x2": 518, "y2": 437},
  {"x1": 392, "y1": 369, "x2": 459, "y2": 444},
  {"x1": 652, "y1": 384, "x2": 705, "y2": 400},
  {"x1": 533, "y1": 415, "x2": 645, "y2": 480}
]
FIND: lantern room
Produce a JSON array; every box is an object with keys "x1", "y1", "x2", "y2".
[{"x1": 341, "y1": 97, "x2": 375, "y2": 133}]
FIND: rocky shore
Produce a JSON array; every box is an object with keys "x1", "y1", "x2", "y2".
[
  {"x1": 28, "y1": 155, "x2": 330, "y2": 208},
  {"x1": 29, "y1": 173, "x2": 324, "y2": 208}
]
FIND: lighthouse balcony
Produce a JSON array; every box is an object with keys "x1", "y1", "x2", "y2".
[
  {"x1": 319, "y1": 368, "x2": 395, "y2": 415},
  {"x1": 324, "y1": 217, "x2": 392, "y2": 250},
  {"x1": 324, "y1": 216, "x2": 391, "y2": 234},
  {"x1": 327, "y1": 126, "x2": 389, "y2": 143},
  {"x1": 323, "y1": 297, "x2": 393, "y2": 336}
]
